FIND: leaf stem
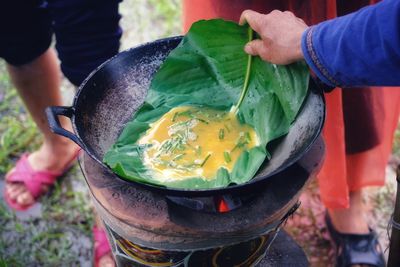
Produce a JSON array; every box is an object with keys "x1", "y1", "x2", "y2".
[{"x1": 233, "y1": 26, "x2": 254, "y2": 114}]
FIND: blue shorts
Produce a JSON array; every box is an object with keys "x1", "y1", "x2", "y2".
[{"x1": 0, "y1": 0, "x2": 122, "y2": 86}]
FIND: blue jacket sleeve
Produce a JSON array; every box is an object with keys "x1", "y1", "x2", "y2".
[{"x1": 301, "y1": 0, "x2": 400, "y2": 87}]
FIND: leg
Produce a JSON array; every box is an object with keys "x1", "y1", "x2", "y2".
[
  {"x1": 5, "y1": 48, "x2": 80, "y2": 206},
  {"x1": 47, "y1": 1, "x2": 122, "y2": 265},
  {"x1": 327, "y1": 191, "x2": 385, "y2": 267},
  {"x1": 0, "y1": 1, "x2": 80, "y2": 207},
  {"x1": 327, "y1": 190, "x2": 369, "y2": 234}
]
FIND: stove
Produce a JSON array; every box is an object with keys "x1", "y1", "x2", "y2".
[{"x1": 79, "y1": 137, "x2": 324, "y2": 266}]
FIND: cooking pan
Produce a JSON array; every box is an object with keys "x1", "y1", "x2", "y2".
[{"x1": 46, "y1": 36, "x2": 326, "y2": 196}]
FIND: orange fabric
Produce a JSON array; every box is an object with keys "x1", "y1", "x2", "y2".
[
  {"x1": 348, "y1": 89, "x2": 400, "y2": 190},
  {"x1": 182, "y1": 0, "x2": 400, "y2": 209},
  {"x1": 320, "y1": 88, "x2": 400, "y2": 209},
  {"x1": 318, "y1": 90, "x2": 349, "y2": 208}
]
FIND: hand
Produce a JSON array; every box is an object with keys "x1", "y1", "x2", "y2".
[{"x1": 239, "y1": 10, "x2": 308, "y2": 65}]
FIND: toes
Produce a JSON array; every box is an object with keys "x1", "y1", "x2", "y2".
[
  {"x1": 7, "y1": 184, "x2": 26, "y2": 199},
  {"x1": 6, "y1": 182, "x2": 19, "y2": 192},
  {"x1": 16, "y1": 191, "x2": 35, "y2": 206},
  {"x1": 6, "y1": 182, "x2": 49, "y2": 206},
  {"x1": 99, "y1": 254, "x2": 115, "y2": 267}
]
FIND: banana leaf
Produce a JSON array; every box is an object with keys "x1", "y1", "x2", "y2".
[{"x1": 103, "y1": 19, "x2": 309, "y2": 189}]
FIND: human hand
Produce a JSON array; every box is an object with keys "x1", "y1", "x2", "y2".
[{"x1": 239, "y1": 10, "x2": 308, "y2": 65}]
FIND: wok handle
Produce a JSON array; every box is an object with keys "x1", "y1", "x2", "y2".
[{"x1": 45, "y1": 106, "x2": 85, "y2": 149}]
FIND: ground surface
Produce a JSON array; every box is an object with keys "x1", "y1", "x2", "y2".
[{"x1": 0, "y1": 1, "x2": 399, "y2": 266}]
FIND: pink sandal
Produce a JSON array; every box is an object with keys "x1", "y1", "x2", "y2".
[
  {"x1": 4, "y1": 151, "x2": 80, "y2": 211},
  {"x1": 93, "y1": 226, "x2": 112, "y2": 267}
]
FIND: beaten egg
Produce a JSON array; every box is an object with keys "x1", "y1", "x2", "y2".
[{"x1": 138, "y1": 106, "x2": 258, "y2": 182}]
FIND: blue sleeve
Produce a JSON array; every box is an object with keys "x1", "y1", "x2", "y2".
[{"x1": 301, "y1": 0, "x2": 400, "y2": 87}]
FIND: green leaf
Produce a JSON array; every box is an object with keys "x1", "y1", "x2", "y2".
[
  {"x1": 103, "y1": 19, "x2": 309, "y2": 189},
  {"x1": 232, "y1": 26, "x2": 254, "y2": 113}
]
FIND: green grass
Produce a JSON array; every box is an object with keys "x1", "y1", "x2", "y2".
[
  {"x1": 148, "y1": 0, "x2": 182, "y2": 36},
  {"x1": 0, "y1": 169, "x2": 93, "y2": 266},
  {"x1": 393, "y1": 124, "x2": 400, "y2": 157}
]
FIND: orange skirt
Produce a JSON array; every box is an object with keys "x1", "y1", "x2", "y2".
[
  {"x1": 319, "y1": 88, "x2": 400, "y2": 208},
  {"x1": 182, "y1": 0, "x2": 400, "y2": 209}
]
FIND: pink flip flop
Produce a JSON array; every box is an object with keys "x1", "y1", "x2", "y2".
[
  {"x1": 93, "y1": 226, "x2": 112, "y2": 267},
  {"x1": 4, "y1": 151, "x2": 80, "y2": 211}
]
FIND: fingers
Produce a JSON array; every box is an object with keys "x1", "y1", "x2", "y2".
[
  {"x1": 283, "y1": 11, "x2": 295, "y2": 16},
  {"x1": 240, "y1": 9, "x2": 308, "y2": 64},
  {"x1": 244, "y1": 39, "x2": 265, "y2": 56},
  {"x1": 239, "y1": 9, "x2": 265, "y2": 33}
]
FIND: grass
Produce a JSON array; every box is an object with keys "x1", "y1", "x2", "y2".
[
  {"x1": 148, "y1": 0, "x2": 182, "y2": 36},
  {"x1": 393, "y1": 125, "x2": 400, "y2": 157},
  {"x1": 0, "y1": 176, "x2": 93, "y2": 266}
]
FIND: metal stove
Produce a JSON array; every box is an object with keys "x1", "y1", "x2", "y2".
[{"x1": 79, "y1": 137, "x2": 324, "y2": 266}]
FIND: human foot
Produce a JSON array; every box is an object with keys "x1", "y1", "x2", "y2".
[
  {"x1": 325, "y1": 214, "x2": 385, "y2": 267},
  {"x1": 5, "y1": 139, "x2": 80, "y2": 208},
  {"x1": 93, "y1": 226, "x2": 115, "y2": 267},
  {"x1": 326, "y1": 191, "x2": 384, "y2": 267},
  {"x1": 98, "y1": 252, "x2": 115, "y2": 267}
]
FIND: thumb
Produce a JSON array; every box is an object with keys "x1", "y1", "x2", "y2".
[{"x1": 244, "y1": 39, "x2": 266, "y2": 56}]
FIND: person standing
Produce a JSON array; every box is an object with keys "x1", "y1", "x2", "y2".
[
  {"x1": 1, "y1": 1, "x2": 121, "y2": 266},
  {"x1": 183, "y1": 1, "x2": 400, "y2": 266}
]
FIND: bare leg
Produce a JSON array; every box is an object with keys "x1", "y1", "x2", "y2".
[
  {"x1": 5, "y1": 48, "x2": 80, "y2": 206},
  {"x1": 327, "y1": 190, "x2": 369, "y2": 234},
  {"x1": 328, "y1": 190, "x2": 372, "y2": 267},
  {"x1": 94, "y1": 214, "x2": 116, "y2": 267}
]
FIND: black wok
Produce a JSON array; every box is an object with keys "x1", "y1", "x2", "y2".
[{"x1": 46, "y1": 36, "x2": 326, "y2": 196}]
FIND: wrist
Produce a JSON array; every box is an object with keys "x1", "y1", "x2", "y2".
[{"x1": 295, "y1": 27, "x2": 308, "y2": 61}]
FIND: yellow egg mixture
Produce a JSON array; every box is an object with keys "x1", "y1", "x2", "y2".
[{"x1": 138, "y1": 106, "x2": 258, "y2": 182}]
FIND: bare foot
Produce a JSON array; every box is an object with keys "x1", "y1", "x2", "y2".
[
  {"x1": 98, "y1": 253, "x2": 115, "y2": 267},
  {"x1": 5, "y1": 138, "x2": 80, "y2": 207},
  {"x1": 94, "y1": 215, "x2": 115, "y2": 267}
]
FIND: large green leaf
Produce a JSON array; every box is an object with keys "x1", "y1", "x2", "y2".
[{"x1": 103, "y1": 19, "x2": 309, "y2": 189}]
